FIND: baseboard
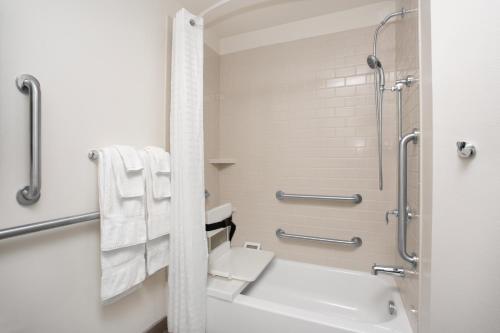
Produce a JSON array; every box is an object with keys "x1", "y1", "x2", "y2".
[{"x1": 144, "y1": 316, "x2": 167, "y2": 333}]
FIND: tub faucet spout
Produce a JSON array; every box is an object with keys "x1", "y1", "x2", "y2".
[{"x1": 371, "y1": 264, "x2": 405, "y2": 277}]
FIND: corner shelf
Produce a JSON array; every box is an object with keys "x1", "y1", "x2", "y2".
[{"x1": 208, "y1": 158, "x2": 236, "y2": 166}]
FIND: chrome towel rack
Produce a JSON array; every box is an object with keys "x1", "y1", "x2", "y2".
[
  {"x1": 276, "y1": 228, "x2": 362, "y2": 247},
  {"x1": 0, "y1": 150, "x2": 214, "y2": 241},
  {"x1": 275, "y1": 191, "x2": 362, "y2": 204}
]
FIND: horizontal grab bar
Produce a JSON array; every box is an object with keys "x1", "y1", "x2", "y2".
[
  {"x1": 276, "y1": 228, "x2": 362, "y2": 247},
  {"x1": 276, "y1": 191, "x2": 362, "y2": 204},
  {"x1": 0, "y1": 212, "x2": 100, "y2": 240}
]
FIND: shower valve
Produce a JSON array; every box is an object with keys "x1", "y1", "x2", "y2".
[{"x1": 386, "y1": 208, "x2": 413, "y2": 224}]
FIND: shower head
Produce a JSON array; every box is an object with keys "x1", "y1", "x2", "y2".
[
  {"x1": 367, "y1": 55, "x2": 385, "y2": 88},
  {"x1": 367, "y1": 54, "x2": 381, "y2": 69}
]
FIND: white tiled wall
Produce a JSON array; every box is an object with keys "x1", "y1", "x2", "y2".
[
  {"x1": 217, "y1": 26, "x2": 401, "y2": 272},
  {"x1": 204, "y1": 46, "x2": 221, "y2": 209}
]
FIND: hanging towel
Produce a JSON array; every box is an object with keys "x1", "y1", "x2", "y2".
[
  {"x1": 142, "y1": 148, "x2": 171, "y2": 240},
  {"x1": 146, "y1": 235, "x2": 169, "y2": 275},
  {"x1": 141, "y1": 147, "x2": 171, "y2": 275},
  {"x1": 97, "y1": 147, "x2": 147, "y2": 301},
  {"x1": 114, "y1": 145, "x2": 143, "y2": 171},
  {"x1": 112, "y1": 146, "x2": 144, "y2": 198},
  {"x1": 145, "y1": 146, "x2": 171, "y2": 200},
  {"x1": 100, "y1": 243, "x2": 146, "y2": 302},
  {"x1": 168, "y1": 8, "x2": 208, "y2": 333}
]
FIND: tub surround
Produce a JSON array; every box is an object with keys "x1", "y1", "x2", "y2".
[{"x1": 217, "y1": 25, "x2": 399, "y2": 272}]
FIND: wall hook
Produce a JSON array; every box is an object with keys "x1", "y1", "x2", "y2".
[{"x1": 456, "y1": 141, "x2": 476, "y2": 158}]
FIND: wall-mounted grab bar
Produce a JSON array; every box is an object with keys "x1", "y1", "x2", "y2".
[
  {"x1": 16, "y1": 74, "x2": 42, "y2": 205},
  {"x1": 276, "y1": 228, "x2": 362, "y2": 247},
  {"x1": 398, "y1": 129, "x2": 419, "y2": 266},
  {"x1": 0, "y1": 212, "x2": 100, "y2": 240},
  {"x1": 276, "y1": 191, "x2": 362, "y2": 204}
]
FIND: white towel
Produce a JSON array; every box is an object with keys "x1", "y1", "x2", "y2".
[
  {"x1": 141, "y1": 148, "x2": 171, "y2": 275},
  {"x1": 114, "y1": 145, "x2": 144, "y2": 171},
  {"x1": 145, "y1": 146, "x2": 171, "y2": 199},
  {"x1": 97, "y1": 147, "x2": 146, "y2": 301},
  {"x1": 146, "y1": 235, "x2": 169, "y2": 275},
  {"x1": 101, "y1": 244, "x2": 146, "y2": 301},
  {"x1": 112, "y1": 146, "x2": 144, "y2": 198},
  {"x1": 98, "y1": 148, "x2": 146, "y2": 250},
  {"x1": 142, "y1": 148, "x2": 171, "y2": 239}
]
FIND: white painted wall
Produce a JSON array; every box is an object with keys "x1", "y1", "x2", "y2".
[
  {"x1": 420, "y1": 0, "x2": 500, "y2": 332},
  {"x1": 0, "y1": 0, "x2": 180, "y2": 331}
]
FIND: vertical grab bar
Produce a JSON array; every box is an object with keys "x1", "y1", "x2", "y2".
[
  {"x1": 16, "y1": 74, "x2": 41, "y2": 205},
  {"x1": 398, "y1": 129, "x2": 419, "y2": 266}
]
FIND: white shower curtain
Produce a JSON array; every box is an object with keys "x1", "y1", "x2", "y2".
[{"x1": 168, "y1": 8, "x2": 208, "y2": 333}]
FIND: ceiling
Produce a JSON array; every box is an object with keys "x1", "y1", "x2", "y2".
[{"x1": 179, "y1": 0, "x2": 389, "y2": 38}]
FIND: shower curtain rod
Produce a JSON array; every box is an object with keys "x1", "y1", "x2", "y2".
[{"x1": 199, "y1": 0, "x2": 232, "y2": 17}]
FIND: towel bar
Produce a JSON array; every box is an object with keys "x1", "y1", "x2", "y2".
[
  {"x1": 276, "y1": 228, "x2": 362, "y2": 247},
  {"x1": 276, "y1": 191, "x2": 362, "y2": 204}
]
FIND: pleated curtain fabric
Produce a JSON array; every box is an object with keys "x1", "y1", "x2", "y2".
[{"x1": 168, "y1": 8, "x2": 208, "y2": 333}]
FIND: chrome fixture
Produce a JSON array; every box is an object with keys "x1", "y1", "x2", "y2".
[
  {"x1": 0, "y1": 212, "x2": 100, "y2": 240},
  {"x1": 371, "y1": 264, "x2": 406, "y2": 277},
  {"x1": 456, "y1": 141, "x2": 476, "y2": 158},
  {"x1": 368, "y1": 8, "x2": 417, "y2": 190},
  {"x1": 16, "y1": 74, "x2": 42, "y2": 205},
  {"x1": 88, "y1": 149, "x2": 99, "y2": 160},
  {"x1": 398, "y1": 130, "x2": 419, "y2": 266},
  {"x1": 275, "y1": 191, "x2": 362, "y2": 204},
  {"x1": 386, "y1": 207, "x2": 413, "y2": 224},
  {"x1": 199, "y1": 0, "x2": 232, "y2": 17},
  {"x1": 276, "y1": 228, "x2": 362, "y2": 247},
  {"x1": 388, "y1": 301, "x2": 397, "y2": 316},
  {"x1": 392, "y1": 75, "x2": 418, "y2": 140}
]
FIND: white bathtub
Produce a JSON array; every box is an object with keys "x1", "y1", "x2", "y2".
[{"x1": 207, "y1": 259, "x2": 412, "y2": 333}]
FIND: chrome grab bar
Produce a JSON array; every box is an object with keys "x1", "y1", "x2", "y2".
[
  {"x1": 0, "y1": 212, "x2": 100, "y2": 240},
  {"x1": 16, "y1": 74, "x2": 42, "y2": 205},
  {"x1": 398, "y1": 129, "x2": 419, "y2": 266},
  {"x1": 276, "y1": 191, "x2": 362, "y2": 204},
  {"x1": 276, "y1": 228, "x2": 362, "y2": 247}
]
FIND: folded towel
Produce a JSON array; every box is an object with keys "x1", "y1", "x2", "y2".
[
  {"x1": 97, "y1": 147, "x2": 147, "y2": 301},
  {"x1": 141, "y1": 148, "x2": 171, "y2": 274},
  {"x1": 146, "y1": 235, "x2": 169, "y2": 275},
  {"x1": 98, "y1": 148, "x2": 147, "y2": 250},
  {"x1": 101, "y1": 244, "x2": 146, "y2": 301},
  {"x1": 112, "y1": 146, "x2": 144, "y2": 198},
  {"x1": 144, "y1": 147, "x2": 171, "y2": 199},
  {"x1": 145, "y1": 146, "x2": 171, "y2": 174},
  {"x1": 114, "y1": 145, "x2": 144, "y2": 171},
  {"x1": 141, "y1": 149, "x2": 171, "y2": 240}
]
